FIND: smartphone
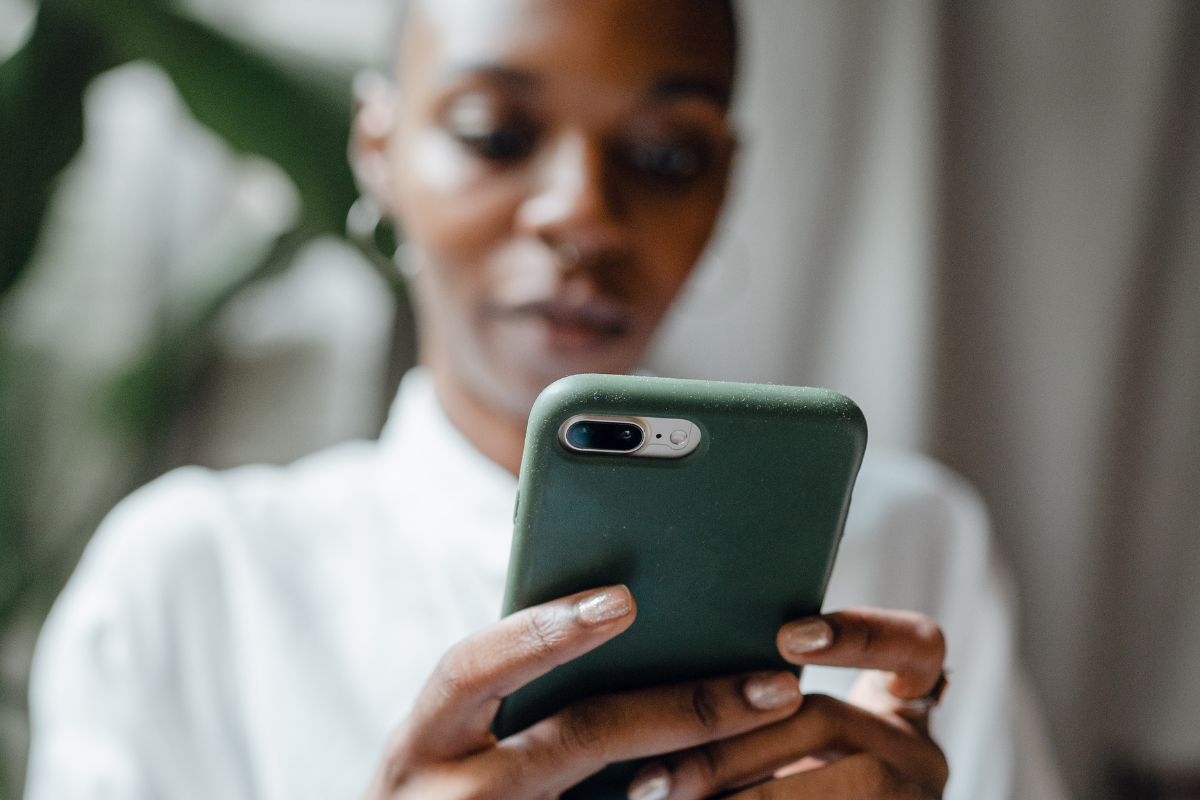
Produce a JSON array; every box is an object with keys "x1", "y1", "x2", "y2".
[{"x1": 495, "y1": 373, "x2": 867, "y2": 797}]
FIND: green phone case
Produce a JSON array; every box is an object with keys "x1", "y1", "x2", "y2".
[{"x1": 496, "y1": 374, "x2": 867, "y2": 798}]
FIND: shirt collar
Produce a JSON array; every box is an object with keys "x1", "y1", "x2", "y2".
[{"x1": 378, "y1": 367, "x2": 518, "y2": 507}]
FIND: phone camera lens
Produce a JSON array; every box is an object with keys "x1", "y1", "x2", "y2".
[
  {"x1": 564, "y1": 420, "x2": 644, "y2": 453},
  {"x1": 566, "y1": 423, "x2": 593, "y2": 450}
]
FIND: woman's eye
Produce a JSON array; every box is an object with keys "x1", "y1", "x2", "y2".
[
  {"x1": 444, "y1": 95, "x2": 538, "y2": 163},
  {"x1": 627, "y1": 139, "x2": 709, "y2": 183},
  {"x1": 454, "y1": 125, "x2": 537, "y2": 162}
]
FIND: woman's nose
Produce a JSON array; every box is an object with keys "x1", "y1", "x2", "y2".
[{"x1": 516, "y1": 133, "x2": 626, "y2": 253}]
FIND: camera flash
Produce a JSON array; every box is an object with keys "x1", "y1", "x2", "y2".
[{"x1": 669, "y1": 430, "x2": 688, "y2": 445}]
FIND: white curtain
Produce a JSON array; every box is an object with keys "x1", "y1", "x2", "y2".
[{"x1": 654, "y1": 1, "x2": 1200, "y2": 794}]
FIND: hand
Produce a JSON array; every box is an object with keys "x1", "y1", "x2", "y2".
[
  {"x1": 365, "y1": 585, "x2": 805, "y2": 799},
  {"x1": 626, "y1": 608, "x2": 950, "y2": 799}
]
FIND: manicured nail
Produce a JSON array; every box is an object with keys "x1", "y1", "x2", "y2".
[
  {"x1": 743, "y1": 672, "x2": 802, "y2": 710},
  {"x1": 576, "y1": 586, "x2": 633, "y2": 626},
  {"x1": 782, "y1": 618, "x2": 833, "y2": 655},
  {"x1": 628, "y1": 763, "x2": 671, "y2": 800}
]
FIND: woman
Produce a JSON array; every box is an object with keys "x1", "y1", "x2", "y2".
[{"x1": 26, "y1": 1, "x2": 1058, "y2": 798}]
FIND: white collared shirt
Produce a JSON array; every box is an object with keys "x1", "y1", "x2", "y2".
[{"x1": 26, "y1": 369, "x2": 1065, "y2": 799}]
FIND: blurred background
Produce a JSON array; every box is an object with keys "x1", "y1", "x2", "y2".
[{"x1": 1, "y1": 1, "x2": 1197, "y2": 798}]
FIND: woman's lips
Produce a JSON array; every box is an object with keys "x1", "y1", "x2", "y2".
[{"x1": 491, "y1": 299, "x2": 632, "y2": 353}]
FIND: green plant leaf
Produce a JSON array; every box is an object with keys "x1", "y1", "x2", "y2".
[
  {"x1": 0, "y1": 4, "x2": 117, "y2": 296},
  {"x1": 98, "y1": 3, "x2": 360, "y2": 237}
]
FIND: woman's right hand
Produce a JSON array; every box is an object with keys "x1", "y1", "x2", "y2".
[{"x1": 365, "y1": 584, "x2": 806, "y2": 799}]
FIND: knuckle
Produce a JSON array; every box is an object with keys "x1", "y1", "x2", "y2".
[
  {"x1": 702, "y1": 742, "x2": 730, "y2": 784},
  {"x1": 520, "y1": 605, "x2": 570, "y2": 657},
  {"x1": 431, "y1": 645, "x2": 482, "y2": 702},
  {"x1": 496, "y1": 751, "x2": 539, "y2": 797},
  {"x1": 855, "y1": 754, "x2": 904, "y2": 794},
  {"x1": 686, "y1": 680, "x2": 724, "y2": 732},
  {"x1": 848, "y1": 614, "x2": 876, "y2": 656},
  {"x1": 797, "y1": 693, "x2": 841, "y2": 735},
  {"x1": 487, "y1": 737, "x2": 556, "y2": 800},
  {"x1": 687, "y1": 741, "x2": 727, "y2": 787},
  {"x1": 552, "y1": 698, "x2": 614, "y2": 759}
]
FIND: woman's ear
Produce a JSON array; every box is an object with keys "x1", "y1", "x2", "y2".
[{"x1": 350, "y1": 70, "x2": 402, "y2": 219}]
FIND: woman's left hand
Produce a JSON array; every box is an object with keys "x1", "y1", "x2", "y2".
[{"x1": 627, "y1": 608, "x2": 950, "y2": 799}]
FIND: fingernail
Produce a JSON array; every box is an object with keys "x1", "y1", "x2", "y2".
[
  {"x1": 743, "y1": 672, "x2": 802, "y2": 710},
  {"x1": 576, "y1": 586, "x2": 633, "y2": 626},
  {"x1": 628, "y1": 763, "x2": 671, "y2": 800},
  {"x1": 782, "y1": 618, "x2": 833, "y2": 655}
]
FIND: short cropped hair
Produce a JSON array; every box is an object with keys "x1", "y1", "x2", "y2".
[{"x1": 391, "y1": 0, "x2": 740, "y2": 83}]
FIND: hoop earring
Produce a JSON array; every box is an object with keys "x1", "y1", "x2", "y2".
[
  {"x1": 393, "y1": 241, "x2": 421, "y2": 281},
  {"x1": 346, "y1": 196, "x2": 422, "y2": 280}
]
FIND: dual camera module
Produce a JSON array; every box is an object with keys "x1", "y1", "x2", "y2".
[{"x1": 560, "y1": 415, "x2": 700, "y2": 459}]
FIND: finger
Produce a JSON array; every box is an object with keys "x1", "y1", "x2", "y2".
[
  {"x1": 630, "y1": 694, "x2": 949, "y2": 800},
  {"x1": 849, "y1": 670, "x2": 941, "y2": 733},
  {"x1": 727, "y1": 752, "x2": 934, "y2": 799},
  {"x1": 399, "y1": 585, "x2": 636, "y2": 762},
  {"x1": 777, "y1": 608, "x2": 946, "y2": 699},
  {"x1": 491, "y1": 670, "x2": 804, "y2": 794}
]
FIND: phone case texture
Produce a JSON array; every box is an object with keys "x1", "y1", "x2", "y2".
[{"x1": 496, "y1": 374, "x2": 867, "y2": 797}]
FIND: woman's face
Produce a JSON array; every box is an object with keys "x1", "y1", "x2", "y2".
[{"x1": 370, "y1": 0, "x2": 737, "y2": 417}]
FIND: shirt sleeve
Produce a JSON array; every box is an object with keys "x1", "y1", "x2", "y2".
[
  {"x1": 804, "y1": 451, "x2": 1068, "y2": 800},
  {"x1": 24, "y1": 467, "x2": 239, "y2": 800}
]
